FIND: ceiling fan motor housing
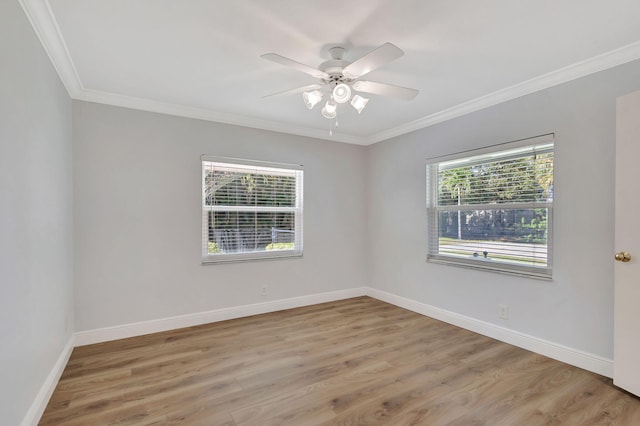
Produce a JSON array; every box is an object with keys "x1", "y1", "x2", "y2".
[
  {"x1": 319, "y1": 61, "x2": 351, "y2": 82},
  {"x1": 319, "y1": 46, "x2": 352, "y2": 84}
]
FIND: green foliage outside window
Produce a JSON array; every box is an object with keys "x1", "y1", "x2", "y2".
[
  {"x1": 204, "y1": 164, "x2": 299, "y2": 255},
  {"x1": 437, "y1": 153, "x2": 553, "y2": 244}
]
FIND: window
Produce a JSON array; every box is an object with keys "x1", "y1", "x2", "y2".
[
  {"x1": 426, "y1": 134, "x2": 554, "y2": 279},
  {"x1": 202, "y1": 157, "x2": 303, "y2": 263}
]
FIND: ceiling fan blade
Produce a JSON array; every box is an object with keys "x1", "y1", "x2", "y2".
[
  {"x1": 352, "y1": 80, "x2": 419, "y2": 100},
  {"x1": 261, "y1": 53, "x2": 330, "y2": 80},
  {"x1": 262, "y1": 84, "x2": 323, "y2": 98},
  {"x1": 342, "y1": 43, "x2": 404, "y2": 79}
]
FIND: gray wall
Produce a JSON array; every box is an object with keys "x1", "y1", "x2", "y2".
[
  {"x1": 0, "y1": 1, "x2": 74, "y2": 424},
  {"x1": 367, "y1": 59, "x2": 640, "y2": 359},
  {"x1": 7, "y1": 2, "x2": 640, "y2": 418},
  {"x1": 71, "y1": 59, "x2": 640, "y2": 360},
  {"x1": 73, "y1": 101, "x2": 368, "y2": 331}
]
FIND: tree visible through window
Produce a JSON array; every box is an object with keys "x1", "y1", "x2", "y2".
[
  {"x1": 426, "y1": 135, "x2": 554, "y2": 278},
  {"x1": 202, "y1": 158, "x2": 303, "y2": 263}
]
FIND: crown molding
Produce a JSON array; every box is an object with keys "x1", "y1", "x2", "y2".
[
  {"x1": 76, "y1": 89, "x2": 368, "y2": 145},
  {"x1": 19, "y1": 0, "x2": 83, "y2": 97},
  {"x1": 18, "y1": 0, "x2": 367, "y2": 144},
  {"x1": 20, "y1": 0, "x2": 640, "y2": 146},
  {"x1": 368, "y1": 40, "x2": 640, "y2": 144}
]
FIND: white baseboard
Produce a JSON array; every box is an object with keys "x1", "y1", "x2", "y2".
[
  {"x1": 30, "y1": 286, "x2": 613, "y2": 425},
  {"x1": 74, "y1": 287, "x2": 368, "y2": 346},
  {"x1": 21, "y1": 334, "x2": 75, "y2": 426},
  {"x1": 74, "y1": 285, "x2": 613, "y2": 377},
  {"x1": 366, "y1": 288, "x2": 614, "y2": 378}
]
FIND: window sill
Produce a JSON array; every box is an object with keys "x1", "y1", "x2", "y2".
[
  {"x1": 202, "y1": 251, "x2": 303, "y2": 265},
  {"x1": 427, "y1": 255, "x2": 552, "y2": 281}
]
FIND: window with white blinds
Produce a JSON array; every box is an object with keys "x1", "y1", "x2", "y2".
[
  {"x1": 426, "y1": 134, "x2": 554, "y2": 279},
  {"x1": 202, "y1": 157, "x2": 303, "y2": 263}
]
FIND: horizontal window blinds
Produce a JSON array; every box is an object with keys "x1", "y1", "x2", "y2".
[
  {"x1": 427, "y1": 136, "x2": 554, "y2": 278},
  {"x1": 202, "y1": 159, "x2": 303, "y2": 263}
]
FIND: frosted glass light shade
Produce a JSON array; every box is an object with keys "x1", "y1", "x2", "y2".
[
  {"x1": 350, "y1": 94, "x2": 369, "y2": 114},
  {"x1": 303, "y1": 90, "x2": 323, "y2": 109},
  {"x1": 332, "y1": 83, "x2": 352, "y2": 103},
  {"x1": 321, "y1": 100, "x2": 337, "y2": 119}
]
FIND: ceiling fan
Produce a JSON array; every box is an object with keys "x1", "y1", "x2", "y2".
[{"x1": 261, "y1": 43, "x2": 418, "y2": 128}]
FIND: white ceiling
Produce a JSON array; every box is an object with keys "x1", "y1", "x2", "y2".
[{"x1": 21, "y1": 0, "x2": 640, "y2": 144}]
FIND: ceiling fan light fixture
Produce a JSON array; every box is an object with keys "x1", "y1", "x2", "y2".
[
  {"x1": 303, "y1": 90, "x2": 323, "y2": 109},
  {"x1": 321, "y1": 100, "x2": 337, "y2": 119},
  {"x1": 332, "y1": 83, "x2": 352, "y2": 104},
  {"x1": 261, "y1": 42, "x2": 417, "y2": 130},
  {"x1": 350, "y1": 95, "x2": 369, "y2": 114}
]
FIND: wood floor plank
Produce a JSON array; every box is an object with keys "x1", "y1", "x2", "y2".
[{"x1": 40, "y1": 297, "x2": 640, "y2": 425}]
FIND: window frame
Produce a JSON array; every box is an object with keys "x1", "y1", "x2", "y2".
[
  {"x1": 426, "y1": 134, "x2": 554, "y2": 279},
  {"x1": 201, "y1": 156, "x2": 303, "y2": 264}
]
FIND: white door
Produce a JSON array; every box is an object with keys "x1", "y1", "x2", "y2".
[{"x1": 614, "y1": 89, "x2": 640, "y2": 396}]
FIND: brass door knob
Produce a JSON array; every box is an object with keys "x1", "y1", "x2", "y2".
[{"x1": 615, "y1": 252, "x2": 632, "y2": 262}]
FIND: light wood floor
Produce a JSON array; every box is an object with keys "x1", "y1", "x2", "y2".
[{"x1": 40, "y1": 297, "x2": 640, "y2": 425}]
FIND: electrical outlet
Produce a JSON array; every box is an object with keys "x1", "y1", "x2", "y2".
[
  {"x1": 498, "y1": 304, "x2": 509, "y2": 320},
  {"x1": 261, "y1": 284, "x2": 268, "y2": 296}
]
